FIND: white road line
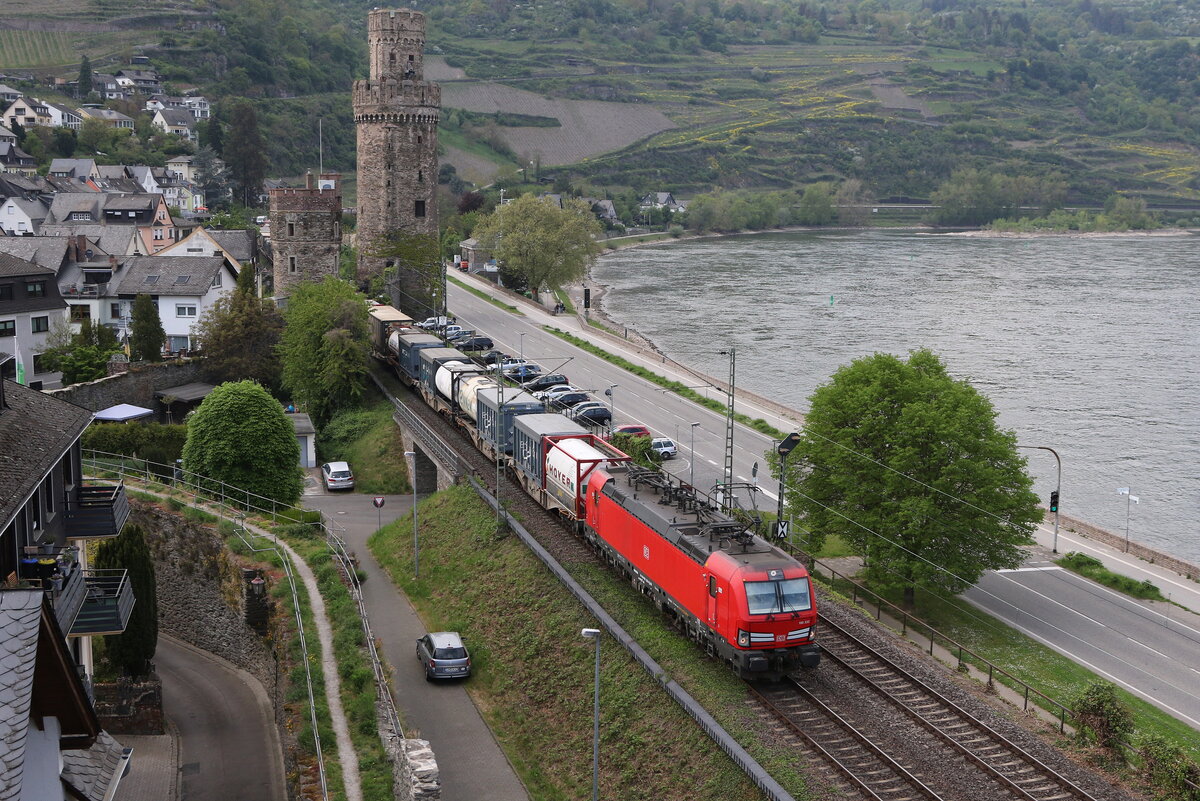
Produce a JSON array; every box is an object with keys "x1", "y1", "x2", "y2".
[{"x1": 996, "y1": 567, "x2": 1065, "y2": 573}]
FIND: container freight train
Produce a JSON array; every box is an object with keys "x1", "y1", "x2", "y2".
[{"x1": 368, "y1": 303, "x2": 821, "y2": 679}]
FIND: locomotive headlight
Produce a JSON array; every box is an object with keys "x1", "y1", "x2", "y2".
[{"x1": 737, "y1": 629, "x2": 750, "y2": 648}]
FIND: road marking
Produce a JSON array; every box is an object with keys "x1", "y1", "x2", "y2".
[{"x1": 996, "y1": 567, "x2": 1064, "y2": 573}]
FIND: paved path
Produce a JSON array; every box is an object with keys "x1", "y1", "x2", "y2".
[
  {"x1": 156, "y1": 635, "x2": 287, "y2": 801},
  {"x1": 304, "y1": 493, "x2": 529, "y2": 801}
]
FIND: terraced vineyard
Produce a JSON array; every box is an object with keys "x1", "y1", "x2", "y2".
[{"x1": 0, "y1": 30, "x2": 76, "y2": 68}]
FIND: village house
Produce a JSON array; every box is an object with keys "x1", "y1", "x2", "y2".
[
  {"x1": 89, "y1": 73, "x2": 125, "y2": 101},
  {"x1": 49, "y1": 159, "x2": 101, "y2": 183},
  {"x1": 0, "y1": 123, "x2": 16, "y2": 145},
  {"x1": 0, "y1": 142, "x2": 37, "y2": 176},
  {"x1": 0, "y1": 84, "x2": 21, "y2": 104},
  {"x1": 43, "y1": 102, "x2": 83, "y2": 131},
  {"x1": 152, "y1": 108, "x2": 195, "y2": 140},
  {"x1": 0, "y1": 252, "x2": 68, "y2": 387},
  {"x1": 1, "y1": 96, "x2": 53, "y2": 130},
  {"x1": 0, "y1": 196, "x2": 48, "y2": 235},
  {"x1": 113, "y1": 69, "x2": 162, "y2": 95},
  {"x1": 77, "y1": 107, "x2": 134, "y2": 130},
  {"x1": 109, "y1": 254, "x2": 237, "y2": 353}
]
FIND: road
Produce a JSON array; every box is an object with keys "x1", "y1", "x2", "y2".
[
  {"x1": 448, "y1": 280, "x2": 787, "y2": 514},
  {"x1": 303, "y1": 492, "x2": 528, "y2": 801},
  {"x1": 157, "y1": 635, "x2": 287, "y2": 801}
]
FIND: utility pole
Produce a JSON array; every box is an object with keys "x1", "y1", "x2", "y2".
[{"x1": 718, "y1": 347, "x2": 735, "y2": 511}]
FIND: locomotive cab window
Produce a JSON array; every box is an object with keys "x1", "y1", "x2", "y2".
[
  {"x1": 745, "y1": 578, "x2": 811, "y2": 615},
  {"x1": 708, "y1": 576, "x2": 717, "y2": 597}
]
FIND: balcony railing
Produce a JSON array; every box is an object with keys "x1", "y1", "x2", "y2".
[
  {"x1": 61, "y1": 282, "x2": 109, "y2": 297},
  {"x1": 63, "y1": 482, "x2": 130, "y2": 540},
  {"x1": 18, "y1": 546, "x2": 86, "y2": 633},
  {"x1": 69, "y1": 569, "x2": 135, "y2": 636}
]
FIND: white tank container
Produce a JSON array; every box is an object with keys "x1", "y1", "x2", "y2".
[
  {"x1": 545, "y1": 437, "x2": 610, "y2": 513},
  {"x1": 434, "y1": 361, "x2": 482, "y2": 401},
  {"x1": 456, "y1": 375, "x2": 497, "y2": 422}
]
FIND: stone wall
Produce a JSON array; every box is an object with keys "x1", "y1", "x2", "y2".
[
  {"x1": 270, "y1": 173, "x2": 343, "y2": 295},
  {"x1": 93, "y1": 675, "x2": 164, "y2": 735},
  {"x1": 1049, "y1": 510, "x2": 1200, "y2": 581},
  {"x1": 47, "y1": 358, "x2": 204, "y2": 413},
  {"x1": 131, "y1": 503, "x2": 277, "y2": 698}
]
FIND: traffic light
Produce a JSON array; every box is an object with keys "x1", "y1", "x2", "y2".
[
  {"x1": 1049, "y1": 491, "x2": 1059, "y2": 513},
  {"x1": 583, "y1": 287, "x2": 591, "y2": 309}
]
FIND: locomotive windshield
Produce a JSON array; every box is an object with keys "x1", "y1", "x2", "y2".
[{"x1": 744, "y1": 578, "x2": 812, "y2": 615}]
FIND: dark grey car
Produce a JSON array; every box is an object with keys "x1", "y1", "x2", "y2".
[{"x1": 416, "y1": 631, "x2": 472, "y2": 681}]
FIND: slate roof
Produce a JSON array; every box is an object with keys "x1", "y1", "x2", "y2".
[
  {"x1": 206, "y1": 229, "x2": 256, "y2": 261},
  {"x1": 46, "y1": 194, "x2": 103, "y2": 224},
  {"x1": 0, "y1": 252, "x2": 54, "y2": 279},
  {"x1": 0, "y1": 237, "x2": 75, "y2": 271},
  {"x1": 3, "y1": 197, "x2": 47, "y2": 223},
  {"x1": 60, "y1": 731, "x2": 127, "y2": 801},
  {"x1": 112, "y1": 255, "x2": 226, "y2": 297},
  {"x1": 103, "y1": 194, "x2": 157, "y2": 212},
  {"x1": 156, "y1": 108, "x2": 194, "y2": 127},
  {"x1": 0, "y1": 590, "x2": 42, "y2": 801},
  {"x1": 39, "y1": 225, "x2": 138, "y2": 256},
  {"x1": 0, "y1": 380, "x2": 92, "y2": 525},
  {"x1": 48, "y1": 159, "x2": 96, "y2": 179}
]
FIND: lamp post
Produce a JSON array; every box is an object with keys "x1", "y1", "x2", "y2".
[
  {"x1": 689, "y1": 422, "x2": 701, "y2": 488},
  {"x1": 1117, "y1": 487, "x2": 1138, "y2": 552},
  {"x1": 519, "y1": 332, "x2": 525, "y2": 362},
  {"x1": 580, "y1": 628, "x2": 601, "y2": 801},
  {"x1": 1017, "y1": 445, "x2": 1062, "y2": 553},
  {"x1": 604, "y1": 384, "x2": 617, "y2": 423},
  {"x1": 716, "y1": 348, "x2": 735, "y2": 511},
  {"x1": 404, "y1": 451, "x2": 419, "y2": 578},
  {"x1": 776, "y1": 433, "x2": 801, "y2": 542}
]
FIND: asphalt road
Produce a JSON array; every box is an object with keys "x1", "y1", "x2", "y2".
[
  {"x1": 157, "y1": 635, "x2": 287, "y2": 801},
  {"x1": 448, "y1": 281, "x2": 785, "y2": 512},
  {"x1": 303, "y1": 492, "x2": 528, "y2": 801}
]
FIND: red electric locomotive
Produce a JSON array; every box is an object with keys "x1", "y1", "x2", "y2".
[{"x1": 583, "y1": 464, "x2": 820, "y2": 680}]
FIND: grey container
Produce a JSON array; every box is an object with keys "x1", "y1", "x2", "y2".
[
  {"x1": 511, "y1": 413, "x2": 587, "y2": 484},
  {"x1": 418, "y1": 347, "x2": 469, "y2": 393},
  {"x1": 393, "y1": 333, "x2": 442, "y2": 381},
  {"x1": 477, "y1": 387, "x2": 546, "y2": 454}
]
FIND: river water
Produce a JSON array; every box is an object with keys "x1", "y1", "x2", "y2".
[{"x1": 592, "y1": 229, "x2": 1200, "y2": 564}]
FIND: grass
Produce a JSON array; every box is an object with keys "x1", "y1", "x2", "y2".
[
  {"x1": 543, "y1": 326, "x2": 786, "y2": 438},
  {"x1": 1055, "y1": 552, "x2": 1168, "y2": 603},
  {"x1": 0, "y1": 30, "x2": 73, "y2": 68},
  {"x1": 369, "y1": 485, "x2": 813, "y2": 801},
  {"x1": 318, "y1": 391, "x2": 412, "y2": 494},
  {"x1": 448, "y1": 274, "x2": 523, "y2": 314}
]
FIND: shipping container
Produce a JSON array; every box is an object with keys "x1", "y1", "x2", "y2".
[
  {"x1": 476, "y1": 387, "x2": 545, "y2": 453},
  {"x1": 390, "y1": 332, "x2": 442, "y2": 381},
  {"x1": 511, "y1": 414, "x2": 588, "y2": 486}
]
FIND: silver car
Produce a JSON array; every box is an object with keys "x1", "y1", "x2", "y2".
[
  {"x1": 416, "y1": 631, "x2": 472, "y2": 681},
  {"x1": 650, "y1": 437, "x2": 678, "y2": 459},
  {"x1": 321, "y1": 461, "x2": 355, "y2": 491}
]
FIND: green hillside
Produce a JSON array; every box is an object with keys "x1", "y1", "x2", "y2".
[{"x1": 5, "y1": 0, "x2": 1200, "y2": 204}]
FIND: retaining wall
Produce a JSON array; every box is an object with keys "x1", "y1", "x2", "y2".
[{"x1": 48, "y1": 359, "x2": 205, "y2": 413}]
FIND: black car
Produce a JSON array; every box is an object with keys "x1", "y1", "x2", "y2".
[
  {"x1": 477, "y1": 350, "x2": 508, "y2": 366},
  {"x1": 572, "y1": 405, "x2": 613, "y2": 426},
  {"x1": 550, "y1": 391, "x2": 591, "y2": 409},
  {"x1": 457, "y1": 336, "x2": 494, "y2": 351},
  {"x1": 521, "y1": 373, "x2": 568, "y2": 393}
]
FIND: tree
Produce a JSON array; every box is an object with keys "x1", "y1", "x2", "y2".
[
  {"x1": 200, "y1": 117, "x2": 224, "y2": 156},
  {"x1": 1072, "y1": 682, "x2": 1133, "y2": 752},
  {"x1": 278, "y1": 277, "x2": 369, "y2": 426},
  {"x1": 94, "y1": 524, "x2": 157, "y2": 677},
  {"x1": 224, "y1": 100, "x2": 267, "y2": 207},
  {"x1": 835, "y1": 178, "x2": 874, "y2": 227},
  {"x1": 181, "y1": 380, "x2": 303, "y2": 507},
  {"x1": 192, "y1": 266, "x2": 284, "y2": 390},
  {"x1": 193, "y1": 146, "x2": 232, "y2": 210},
  {"x1": 471, "y1": 194, "x2": 602, "y2": 299},
  {"x1": 782, "y1": 349, "x2": 1040, "y2": 608},
  {"x1": 129, "y1": 293, "x2": 166, "y2": 362},
  {"x1": 365, "y1": 230, "x2": 444, "y2": 317},
  {"x1": 77, "y1": 55, "x2": 92, "y2": 100},
  {"x1": 47, "y1": 319, "x2": 123, "y2": 386},
  {"x1": 796, "y1": 183, "x2": 835, "y2": 225}
]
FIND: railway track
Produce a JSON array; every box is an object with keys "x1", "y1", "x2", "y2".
[{"x1": 813, "y1": 617, "x2": 1094, "y2": 801}]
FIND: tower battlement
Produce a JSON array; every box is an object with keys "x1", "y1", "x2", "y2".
[
  {"x1": 368, "y1": 8, "x2": 428, "y2": 83},
  {"x1": 351, "y1": 79, "x2": 441, "y2": 116}
]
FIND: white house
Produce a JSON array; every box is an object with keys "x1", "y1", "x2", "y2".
[
  {"x1": 152, "y1": 108, "x2": 194, "y2": 140},
  {"x1": 182, "y1": 96, "x2": 210, "y2": 119},
  {"x1": 0, "y1": 197, "x2": 48, "y2": 235},
  {"x1": 0, "y1": 252, "x2": 69, "y2": 388},
  {"x1": 43, "y1": 102, "x2": 83, "y2": 131},
  {"x1": 109, "y1": 254, "x2": 237, "y2": 353}
]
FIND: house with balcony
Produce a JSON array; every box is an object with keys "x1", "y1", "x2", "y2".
[
  {"x1": 182, "y1": 95, "x2": 210, "y2": 119},
  {"x1": 152, "y1": 108, "x2": 195, "y2": 141},
  {"x1": 44, "y1": 102, "x2": 84, "y2": 131},
  {"x1": 114, "y1": 69, "x2": 162, "y2": 95},
  {"x1": 77, "y1": 107, "x2": 134, "y2": 130},
  {"x1": 0, "y1": 252, "x2": 68, "y2": 388},
  {"x1": 89, "y1": 73, "x2": 126, "y2": 101},
  {"x1": 1, "y1": 95, "x2": 53, "y2": 130},
  {"x1": 0, "y1": 141, "x2": 37, "y2": 176},
  {"x1": 0, "y1": 360, "x2": 134, "y2": 799},
  {"x1": 109, "y1": 254, "x2": 236, "y2": 352}
]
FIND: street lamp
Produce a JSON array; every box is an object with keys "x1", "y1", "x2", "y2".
[
  {"x1": 519, "y1": 332, "x2": 525, "y2": 362},
  {"x1": 580, "y1": 628, "x2": 601, "y2": 801},
  {"x1": 1117, "y1": 487, "x2": 1138, "y2": 553},
  {"x1": 405, "y1": 451, "x2": 419, "y2": 578},
  {"x1": 604, "y1": 384, "x2": 617, "y2": 423},
  {"x1": 1017, "y1": 445, "x2": 1062, "y2": 553},
  {"x1": 689, "y1": 422, "x2": 701, "y2": 488}
]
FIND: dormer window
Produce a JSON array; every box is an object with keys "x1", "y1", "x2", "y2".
[
  {"x1": 175, "y1": 275, "x2": 191, "y2": 285},
  {"x1": 145, "y1": 275, "x2": 159, "y2": 285}
]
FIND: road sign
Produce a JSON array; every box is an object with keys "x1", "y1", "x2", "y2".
[
  {"x1": 372, "y1": 496, "x2": 385, "y2": 508},
  {"x1": 775, "y1": 520, "x2": 790, "y2": 540},
  {"x1": 777, "y1": 432, "x2": 802, "y2": 457}
]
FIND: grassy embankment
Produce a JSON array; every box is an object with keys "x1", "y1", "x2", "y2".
[
  {"x1": 318, "y1": 394, "x2": 411, "y2": 494},
  {"x1": 447, "y1": 274, "x2": 523, "y2": 314},
  {"x1": 369, "y1": 485, "x2": 814, "y2": 801},
  {"x1": 1055, "y1": 552, "x2": 1168, "y2": 602}
]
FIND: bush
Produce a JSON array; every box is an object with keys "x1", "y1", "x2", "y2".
[
  {"x1": 1139, "y1": 734, "x2": 1200, "y2": 799},
  {"x1": 1073, "y1": 681, "x2": 1134, "y2": 752},
  {"x1": 84, "y1": 422, "x2": 186, "y2": 464}
]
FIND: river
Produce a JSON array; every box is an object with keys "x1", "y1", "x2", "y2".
[{"x1": 591, "y1": 229, "x2": 1200, "y2": 564}]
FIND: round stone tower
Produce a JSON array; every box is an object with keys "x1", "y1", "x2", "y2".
[{"x1": 353, "y1": 8, "x2": 441, "y2": 317}]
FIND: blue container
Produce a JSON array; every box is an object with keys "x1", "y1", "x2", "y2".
[
  {"x1": 477, "y1": 388, "x2": 545, "y2": 454},
  {"x1": 511, "y1": 413, "x2": 586, "y2": 484},
  {"x1": 393, "y1": 333, "x2": 442, "y2": 381}
]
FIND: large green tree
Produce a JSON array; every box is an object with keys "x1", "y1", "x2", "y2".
[
  {"x1": 181, "y1": 380, "x2": 303, "y2": 507},
  {"x1": 76, "y1": 55, "x2": 91, "y2": 100},
  {"x1": 783, "y1": 349, "x2": 1040, "y2": 608},
  {"x1": 192, "y1": 266, "x2": 283, "y2": 390},
  {"x1": 224, "y1": 100, "x2": 267, "y2": 207},
  {"x1": 94, "y1": 523, "x2": 157, "y2": 677},
  {"x1": 129, "y1": 293, "x2": 165, "y2": 362},
  {"x1": 46, "y1": 319, "x2": 122, "y2": 385},
  {"x1": 471, "y1": 194, "x2": 602, "y2": 300},
  {"x1": 278, "y1": 277, "x2": 369, "y2": 425}
]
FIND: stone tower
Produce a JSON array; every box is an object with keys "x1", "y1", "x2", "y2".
[
  {"x1": 269, "y1": 172, "x2": 342, "y2": 298},
  {"x1": 353, "y1": 8, "x2": 441, "y2": 317}
]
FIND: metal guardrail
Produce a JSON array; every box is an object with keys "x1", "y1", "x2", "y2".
[
  {"x1": 464, "y1": 475, "x2": 796, "y2": 801},
  {"x1": 82, "y1": 451, "x2": 331, "y2": 801},
  {"x1": 368, "y1": 372, "x2": 465, "y2": 479}
]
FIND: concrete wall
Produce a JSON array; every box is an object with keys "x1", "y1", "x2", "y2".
[
  {"x1": 46, "y1": 358, "x2": 204, "y2": 413},
  {"x1": 1049, "y1": 510, "x2": 1200, "y2": 581}
]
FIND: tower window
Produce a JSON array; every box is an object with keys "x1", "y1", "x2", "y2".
[
  {"x1": 414, "y1": 200, "x2": 426, "y2": 218},
  {"x1": 288, "y1": 222, "x2": 296, "y2": 237},
  {"x1": 417, "y1": 171, "x2": 423, "y2": 183},
  {"x1": 289, "y1": 256, "x2": 297, "y2": 273},
  {"x1": 390, "y1": 53, "x2": 396, "y2": 65},
  {"x1": 417, "y1": 136, "x2": 422, "y2": 144}
]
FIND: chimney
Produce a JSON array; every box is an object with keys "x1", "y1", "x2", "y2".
[
  {"x1": 76, "y1": 234, "x2": 87, "y2": 261},
  {"x1": 108, "y1": 255, "x2": 118, "y2": 270},
  {"x1": 305, "y1": 171, "x2": 315, "y2": 190}
]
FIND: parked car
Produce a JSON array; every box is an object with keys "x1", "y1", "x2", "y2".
[
  {"x1": 498, "y1": 357, "x2": 527, "y2": 371},
  {"x1": 611, "y1": 424, "x2": 652, "y2": 439},
  {"x1": 550, "y1": 391, "x2": 593, "y2": 409},
  {"x1": 417, "y1": 316, "x2": 451, "y2": 330},
  {"x1": 534, "y1": 384, "x2": 583, "y2": 401},
  {"x1": 416, "y1": 631, "x2": 472, "y2": 681},
  {"x1": 504, "y1": 363, "x2": 543, "y2": 380},
  {"x1": 521, "y1": 373, "x2": 569, "y2": 393},
  {"x1": 321, "y1": 461, "x2": 355, "y2": 491},
  {"x1": 442, "y1": 325, "x2": 467, "y2": 341},
  {"x1": 446, "y1": 328, "x2": 475, "y2": 342},
  {"x1": 478, "y1": 350, "x2": 508, "y2": 366},
  {"x1": 570, "y1": 404, "x2": 613, "y2": 425},
  {"x1": 457, "y1": 336, "x2": 494, "y2": 351},
  {"x1": 650, "y1": 437, "x2": 678, "y2": 459},
  {"x1": 567, "y1": 401, "x2": 609, "y2": 419}
]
